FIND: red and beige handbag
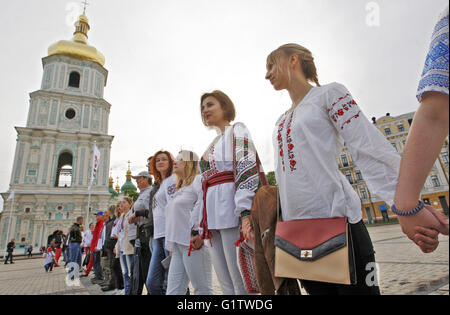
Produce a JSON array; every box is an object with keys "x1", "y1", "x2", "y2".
[{"x1": 274, "y1": 216, "x2": 357, "y2": 285}]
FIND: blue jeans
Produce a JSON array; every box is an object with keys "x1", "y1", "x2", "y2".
[
  {"x1": 68, "y1": 243, "x2": 81, "y2": 268},
  {"x1": 146, "y1": 237, "x2": 169, "y2": 295},
  {"x1": 120, "y1": 251, "x2": 134, "y2": 295}
]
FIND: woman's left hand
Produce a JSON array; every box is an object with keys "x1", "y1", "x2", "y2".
[{"x1": 241, "y1": 216, "x2": 254, "y2": 242}]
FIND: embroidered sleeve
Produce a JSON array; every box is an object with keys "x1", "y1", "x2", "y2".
[
  {"x1": 327, "y1": 85, "x2": 361, "y2": 131},
  {"x1": 233, "y1": 123, "x2": 262, "y2": 216},
  {"x1": 417, "y1": 8, "x2": 449, "y2": 102},
  {"x1": 327, "y1": 83, "x2": 401, "y2": 206}
]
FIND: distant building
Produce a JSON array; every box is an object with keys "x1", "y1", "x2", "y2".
[
  {"x1": 339, "y1": 112, "x2": 449, "y2": 223},
  {"x1": 0, "y1": 11, "x2": 115, "y2": 250}
]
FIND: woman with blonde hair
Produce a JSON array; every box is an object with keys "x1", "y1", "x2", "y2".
[
  {"x1": 165, "y1": 150, "x2": 213, "y2": 295},
  {"x1": 117, "y1": 196, "x2": 135, "y2": 295},
  {"x1": 193, "y1": 90, "x2": 264, "y2": 295},
  {"x1": 265, "y1": 43, "x2": 402, "y2": 295}
]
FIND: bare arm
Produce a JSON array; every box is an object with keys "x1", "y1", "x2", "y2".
[{"x1": 394, "y1": 92, "x2": 449, "y2": 210}]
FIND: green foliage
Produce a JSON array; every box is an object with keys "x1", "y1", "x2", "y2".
[
  {"x1": 266, "y1": 171, "x2": 277, "y2": 186},
  {"x1": 123, "y1": 189, "x2": 139, "y2": 202}
]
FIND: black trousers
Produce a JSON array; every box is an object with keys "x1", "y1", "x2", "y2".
[
  {"x1": 301, "y1": 220, "x2": 381, "y2": 295},
  {"x1": 4, "y1": 252, "x2": 13, "y2": 263},
  {"x1": 130, "y1": 237, "x2": 152, "y2": 295}
]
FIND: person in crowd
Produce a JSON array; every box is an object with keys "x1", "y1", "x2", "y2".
[
  {"x1": 53, "y1": 230, "x2": 63, "y2": 267},
  {"x1": 146, "y1": 150, "x2": 175, "y2": 295},
  {"x1": 100, "y1": 205, "x2": 120, "y2": 292},
  {"x1": 64, "y1": 228, "x2": 71, "y2": 267},
  {"x1": 165, "y1": 150, "x2": 213, "y2": 295},
  {"x1": 393, "y1": 6, "x2": 449, "y2": 253},
  {"x1": 112, "y1": 202, "x2": 125, "y2": 295},
  {"x1": 264, "y1": 43, "x2": 406, "y2": 294},
  {"x1": 4, "y1": 239, "x2": 15, "y2": 264},
  {"x1": 27, "y1": 245, "x2": 33, "y2": 258},
  {"x1": 193, "y1": 90, "x2": 261, "y2": 295},
  {"x1": 81, "y1": 223, "x2": 94, "y2": 268},
  {"x1": 128, "y1": 171, "x2": 154, "y2": 295},
  {"x1": 96, "y1": 212, "x2": 111, "y2": 287},
  {"x1": 43, "y1": 246, "x2": 56, "y2": 272},
  {"x1": 118, "y1": 197, "x2": 136, "y2": 295},
  {"x1": 81, "y1": 212, "x2": 104, "y2": 283},
  {"x1": 68, "y1": 217, "x2": 84, "y2": 269}
]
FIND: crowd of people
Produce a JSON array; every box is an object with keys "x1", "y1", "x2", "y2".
[{"x1": 5, "y1": 6, "x2": 446, "y2": 295}]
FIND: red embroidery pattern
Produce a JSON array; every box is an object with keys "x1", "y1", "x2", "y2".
[
  {"x1": 328, "y1": 94, "x2": 361, "y2": 130},
  {"x1": 277, "y1": 116, "x2": 287, "y2": 172},
  {"x1": 341, "y1": 111, "x2": 361, "y2": 130},
  {"x1": 328, "y1": 93, "x2": 351, "y2": 112},
  {"x1": 286, "y1": 113, "x2": 297, "y2": 171}
]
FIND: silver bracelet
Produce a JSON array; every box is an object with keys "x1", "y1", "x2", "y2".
[{"x1": 391, "y1": 200, "x2": 425, "y2": 216}]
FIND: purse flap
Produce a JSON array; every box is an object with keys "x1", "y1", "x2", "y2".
[{"x1": 275, "y1": 217, "x2": 347, "y2": 261}]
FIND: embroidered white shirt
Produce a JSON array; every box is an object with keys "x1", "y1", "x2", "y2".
[
  {"x1": 199, "y1": 123, "x2": 261, "y2": 230},
  {"x1": 273, "y1": 82, "x2": 401, "y2": 224},
  {"x1": 165, "y1": 175, "x2": 203, "y2": 252},
  {"x1": 153, "y1": 175, "x2": 177, "y2": 239}
]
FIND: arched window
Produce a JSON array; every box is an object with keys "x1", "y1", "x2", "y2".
[
  {"x1": 55, "y1": 152, "x2": 73, "y2": 187},
  {"x1": 68, "y1": 72, "x2": 81, "y2": 88}
]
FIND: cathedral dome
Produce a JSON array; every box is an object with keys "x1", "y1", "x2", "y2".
[
  {"x1": 108, "y1": 176, "x2": 119, "y2": 197},
  {"x1": 121, "y1": 168, "x2": 137, "y2": 193},
  {"x1": 48, "y1": 13, "x2": 105, "y2": 66}
]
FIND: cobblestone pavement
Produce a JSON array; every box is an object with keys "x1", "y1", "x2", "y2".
[{"x1": 0, "y1": 223, "x2": 447, "y2": 295}]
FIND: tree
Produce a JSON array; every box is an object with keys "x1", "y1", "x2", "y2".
[
  {"x1": 123, "y1": 189, "x2": 139, "y2": 202},
  {"x1": 266, "y1": 171, "x2": 277, "y2": 186}
]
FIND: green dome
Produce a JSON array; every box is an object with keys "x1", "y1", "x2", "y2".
[
  {"x1": 108, "y1": 177, "x2": 119, "y2": 197},
  {"x1": 121, "y1": 168, "x2": 137, "y2": 192},
  {"x1": 121, "y1": 180, "x2": 137, "y2": 192},
  {"x1": 109, "y1": 185, "x2": 119, "y2": 197}
]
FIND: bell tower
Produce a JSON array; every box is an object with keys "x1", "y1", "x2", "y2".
[{"x1": 1, "y1": 8, "x2": 114, "y2": 250}]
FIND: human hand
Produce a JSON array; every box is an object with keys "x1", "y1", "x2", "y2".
[
  {"x1": 190, "y1": 234, "x2": 204, "y2": 251},
  {"x1": 241, "y1": 216, "x2": 254, "y2": 242},
  {"x1": 398, "y1": 205, "x2": 448, "y2": 253},
  {"x1": 128, "y1": 213, "x2": 137, "y2": 224}
]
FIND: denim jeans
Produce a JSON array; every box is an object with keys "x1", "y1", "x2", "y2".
[
  {"x1": 68, "y1": 243, "x2": 81, "y2": 268},
  {"x1": 120, "y1": 251, "x2": 134, "y2": 295},
  {"x1": 146, "y1": 237, "x2": 169, "y2": 295}
]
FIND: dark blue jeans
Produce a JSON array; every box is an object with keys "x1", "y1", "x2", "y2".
[
  {"x1": 4, "y1": 251, "x2": 13, "y2": 264},
  {"x1": 146, "y1": 237, "x2": 169, "y2": 295},
  {"x1": 68, "y1": 243, "x2": 81, "y2": 267}
]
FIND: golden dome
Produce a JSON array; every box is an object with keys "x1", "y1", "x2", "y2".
[{"x1": 48, "y1": 14, "x2": 105, "y2": 66}]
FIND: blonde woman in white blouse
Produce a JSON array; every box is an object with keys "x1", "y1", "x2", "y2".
[
  {"x1": 265, "y1": 43, "x2": 405, "y2": 295},
  {"x1": 165, "y1": 150, "x2": 213, "y2": 295}
]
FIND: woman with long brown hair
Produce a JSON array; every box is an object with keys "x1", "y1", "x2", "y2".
[{"x1": 146, "y1": 150, "x2": 175, "y2": 295}]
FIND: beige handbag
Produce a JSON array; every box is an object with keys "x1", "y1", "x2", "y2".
[{"x1": 274, "y1": 194, "x2": 356, "y2": 285}]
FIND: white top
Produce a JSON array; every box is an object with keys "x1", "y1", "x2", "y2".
[
  {"x1": 199, "y1": 123, "x2": 261, "y2": 230},
  {"x1": 153, "y1": 175, "x2": 177, "y2": 239},
  {"x1": 81, "y1": 230, "x2": 93, "y2": 248},
  {"x1": 273, "y1": 82, "x2": 401, "y2": 224},
  {"x1": 96, "y1": 225, "x2": 105, "y2": 251},
  {"x1": 43, "y1": 250, "x2": 55, "y2": 265},
  {"x1": 121, "y1": 211, "x2": 135, "y2": 255},
  {"x1": 165, "y1": 175, "x2": 203, "y2": 252}
]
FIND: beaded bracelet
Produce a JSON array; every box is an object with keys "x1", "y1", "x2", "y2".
[
  {"x1": 391, "y1": 200, "x2": 425, "y2": 216},
  {"x1": 241, "y1": 210, "x2": 251, "y2": 218}
]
